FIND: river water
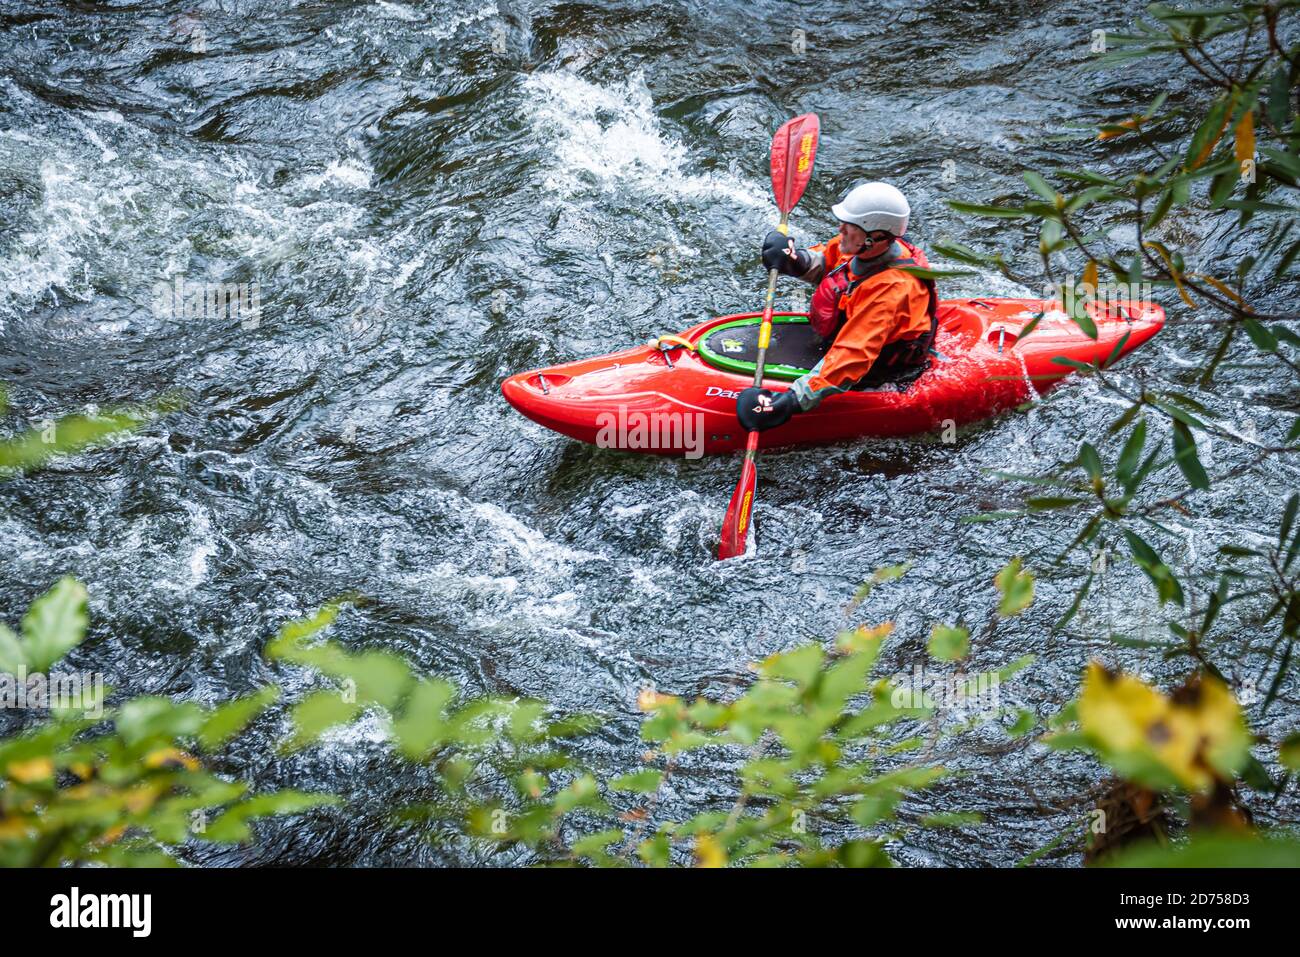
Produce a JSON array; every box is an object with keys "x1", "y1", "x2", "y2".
[{"x1": 1, "y1": 0, "x2": 1296, "y2": 865}]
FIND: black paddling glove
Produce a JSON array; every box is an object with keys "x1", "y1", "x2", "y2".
[
  {"x1": 736, "y1": 387, "x2": 799, "y2": 432},
  {"x1": 761, "y1": 230, "x2": 811, "y2": 276}
]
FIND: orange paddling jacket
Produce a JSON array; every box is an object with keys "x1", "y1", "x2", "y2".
[{"x1": 790, "y1": 236, "x2": 937, "y2": 410}]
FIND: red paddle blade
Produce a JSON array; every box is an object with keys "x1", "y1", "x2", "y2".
[
  {"x1": 769, "y1": 113, "x2": 820, "y2": 214},
  {"x1": 717, "y1": 435, "x2": 760, "y2": 560}
]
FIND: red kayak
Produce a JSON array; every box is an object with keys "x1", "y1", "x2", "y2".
[{"x1": 501, "y1": 297, "x2": 1165, "y2": 457}]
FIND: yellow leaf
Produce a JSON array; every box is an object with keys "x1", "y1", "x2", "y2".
[
  {"x1": 637, "y1": 688, "x2": 678, "y2": 712},
  {"x1": 694, "y1": 833, "x2": 727, "y2": 868},
  {"x1": 835, "y1": 622, "x2": 893, "y2": 654},
  {"x1": 1183, "y1": 674, "x2": 1253, "y2": 781},
  {"x1": 1082, "y1": 260, "x2": 1099, "y2": 295},
  {"x1": 1078, "y1": 664, "x2": 1251, "y2": 792},
  {"x1": 124, "y1": 781, "x2": 166, "y2": 814},
  {"x1": 0, "y1": 816, "x2": 33, "y2": 841},
  {"x1": 97, "y1": 824, "x2": 127, "y2": 846},
  {"x1": 1079, "y1": 663, "x2": 1170, "y2": 754},
  {"x1": 1188, "y1": 272, "x2": 1252, "y2": 311},
  {"x1": 144, "y1": 747, "x2": 200, "y2": 772},
  {"x1": 1191, "y1": 98, "x2": 1235, "y2": 170},
  {"x1": 1234, "y1": 110, "x2": 1255, "y2": 167},
  {"x1": 1099, "y1": 117, "x2": 1139, "y2": 140},
  {"x1": 5, "y1": 757, "x2": 54, "y2": 784},
  {"x1": 1142, "y1": 242, "x2": 1197, "y2": 309}
]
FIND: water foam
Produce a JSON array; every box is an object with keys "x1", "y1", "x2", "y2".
[{"x1": 520, "y1": 71, "x2": 768, "y2": 211}]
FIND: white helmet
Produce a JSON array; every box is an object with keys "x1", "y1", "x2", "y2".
[{"x1": 831, "y1": 181, "x2": 910, "y2": 236}]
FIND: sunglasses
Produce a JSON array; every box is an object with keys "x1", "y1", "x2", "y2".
[{"x1": 840, "y1": 224, "x2": 894, "y2": 245}]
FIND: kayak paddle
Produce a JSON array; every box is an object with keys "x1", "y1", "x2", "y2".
[{"x1": 717, "y1": 112, "x2": 820, "y2": 560}]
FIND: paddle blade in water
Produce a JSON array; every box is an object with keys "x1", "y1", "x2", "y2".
[
  {"x1": 769, "y1": 113, "x2": 819, "y2": 214},
  {"x1": 717, "y1": 435, "x2": 759, "y2": 560}
]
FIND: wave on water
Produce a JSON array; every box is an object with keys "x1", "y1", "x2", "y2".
[{"x1": 520, "y1": 70, "x2": 769, "y2": 212}]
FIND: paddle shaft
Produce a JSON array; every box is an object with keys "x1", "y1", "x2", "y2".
[
  {"x1": 716, "y1": 112, "x2": 818, "y2": 560},
  {"x1": 751, "y1": 212, "x2": 791, "y2": 388}
]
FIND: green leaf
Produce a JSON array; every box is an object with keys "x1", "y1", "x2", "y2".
[
  {"x1": 0, "y1": 409, "x2": 144, "y2": 475},
  {"x1": 1218, "y1": 544, "x2": 1259, "y2": 557},
  {"x1": 1116, "y1": 419, "x2": 1147, "y2": 491},
  {"x1": 1079, "y1": 442, "x2": 1103, "y2": 484},
  {"x1": 896, "y1": 266, "x2": 976, "y2": 280},
  {"x1": 284, "y1": 691, "x2": 364, "y2": 751},
  {"x1": 758, "y1": 644, "x2": 824, "y2": 689},
  {"x1": 637, "y1": 832, "x2": 672, "y2": 867},
  {"x1": 1184, "y1": 93, "x2": 1231, "y2": 170},
  {"x1": 1106, "y1": 833, "x2": 1300, "y2": 868},
  {"x1": 1124, "y1": 530, "x2": 1185, "y2": 607},
  {"x1": 1171, "y1": 420, "x2": 1210, "y2": 491},
  {"x1": 198, "y1": 687, "x2": 280, "y2": 751},
  {"x1": 931, "y1": 240, "x2": 996, "y2": 266},
  {"x1": 849, "y1": 563, "x2": 912, "y2": 608},
  {"x1": 928, "y1": 624, "x2": 970, "y2": 662},
  {"x1": 1054, "y1": 571, "x2": 1093, "y2": 633},
  {"x1": 1007, "y1": 709, "x2": 1037, "y2": 737},
  {"x1": 391, "y1": 678, "x2": 456, "y2": 758},
  {"x1": 1281, "y1": 494, "x2": 1299, "y2": 547},
  {"x1": 116, "y1": 696, "x2": 205, "y2": 746},
  {"x1": 20, "y1": 576, "x2": 88, "y2": 672},
  {"x1": 920, "y1": 811, "x2": 984, "y2": 828},
  {"x1": 542, "y1": 713, "x2": 604, "y2": 740},
  {"x1": 1202, "y1": 574, "x2": 1230, "y2": 637},
  {"x1": 1023, "y1": 171, "x2": 1058, "y2": 202},
  {"x1": 1279, "y1": 733, "x2": 1300, "y2": 772},
  {"x1": 1026, "y1": 496, "x2": 1086, "y2": 511},
  {"x1": 608, "y1": 769, "x2": 663, "y2": 793},
  {"x1": 1102, "y1": 330, "x2": 1132, "y2": 370},
  {"x1": 1241, "y1": 318, "x2": 1278, "y2": 353},
  {"x1": 1040, "y1": 218, "x2": 1064, "y2": 255},
  {"x1": 961, "y1": 510, "x2": 1023, "y2": 523},
  {"x1": 1051, "y1": 356, "x2": 1095, "y2": 373},
  {"x1": 265, "y1": 603, "x2": 345, "y2": 659},
  {"x1": 204, "y1": 791, "x2": 339, "y2": 843},
  {"x1": 1275, "y1": 238, "x2": 1300, "y2": 278},
  {"x1": 1267, "y1": 67, "x2": 1292, "y2": 129},
  {"x1": 340, "y1": 651, "x2": 414, "y2": 710},
  {"x1": 1145, "y1": 187, "x2": 1175, "y2": 230},
  {"x1": 947, "y1": 200, "x2": 1031, "y2": 219},
  {"x1": 1108, "y1": 402, "x2": 1142, "y2": 435},
  {"x1": 994, "y1": 557, "x2": 1035, "y2": 617},
  {"x1": 0, "y1": 623, "x2": 24, "y2": 674},
  {"x1": 835, "y1": 840, "x2": 893, "y2": 868},
  {"x1": 572, "y1": 829, "x2": 627, "y2": 861}
]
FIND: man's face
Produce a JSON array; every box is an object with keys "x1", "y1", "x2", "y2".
[{"x1": 838, "y1": 221, "x2": 893, "y2": 259}]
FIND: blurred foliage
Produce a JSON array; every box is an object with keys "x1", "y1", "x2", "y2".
[
  {"x1": 265, "y1": 580, "x2": 1022, "y2": 867},
  {"x1": 0, "y1": 392, "x2": 183, "y2": 476},
  {"x1": 0, "y1": 579, "x2": 336, "y2": 867},
  {"x1": 1050, "y1": 663, "x2": 1252, "y2": 792},
  {"x1": 1105, "y1": 830, "x2": 1300, "y2": 867}
]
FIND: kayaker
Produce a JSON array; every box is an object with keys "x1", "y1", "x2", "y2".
[{"x1": 736, "y1": 181, "x2": 937, "y2": 432}]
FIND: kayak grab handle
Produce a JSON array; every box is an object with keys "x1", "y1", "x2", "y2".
[
  {"x1": 988, "y1": 325, "x2": 1017, "y2": 352},
  {"x1": 526, "y1": 372, "x2": 570, "y2": 393},
  {"x1": 651, "y1": 334, "x2": 695, "y2": 352},
  {"x1": 650, "y1": 334, "x2": 696, "y2": 370}
]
